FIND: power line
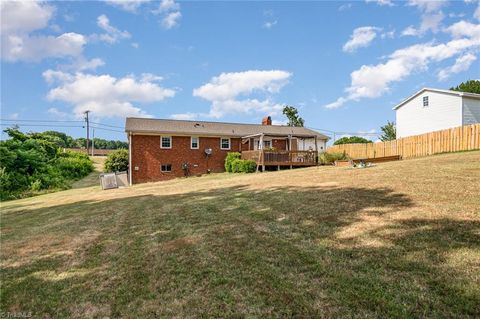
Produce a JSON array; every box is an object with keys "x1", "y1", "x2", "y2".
[
  {"x1": 0, "y1": 119, "x2": 83, "y2": 123},
  {"x1": 90, "y1": 125, "x2": 125, "y2": 133},
  {"x1": 0, "y1": 123, "x2": 85, "y2": 128},
  {"x1": 307, "y1": 126, "x2": 380, "y2": 136},
  {"x1": 90, "y1": 121, "x2": 124, "y2": 129}
]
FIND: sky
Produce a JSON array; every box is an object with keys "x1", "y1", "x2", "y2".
[{"x1": 1, "y1": 0, "x2": 479, "y2": 142}]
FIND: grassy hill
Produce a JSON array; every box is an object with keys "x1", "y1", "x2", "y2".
[{"x1": 1, "y1": 151, "x2": 479, "y2": 318}]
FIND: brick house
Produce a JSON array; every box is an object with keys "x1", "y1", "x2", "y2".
[{"x1": 125, "y1": 117, "x2": 329, "y2": 184}]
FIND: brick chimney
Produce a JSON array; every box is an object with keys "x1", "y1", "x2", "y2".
[{"x1": 262, "y1": 116, "x2": 272, "y2": 125}]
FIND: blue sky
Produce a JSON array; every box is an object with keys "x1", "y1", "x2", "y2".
[{"x1": 1, "y1": 0, "x2": 479, "y2": 142}]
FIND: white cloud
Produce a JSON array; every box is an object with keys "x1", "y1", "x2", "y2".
[
  {"x1": 0, "y1": 1, "x2": 86, "y2": 62},
  {"x1": 152, "y1": 0, "x2": 181, "y2": 29},
  {"x1": 365, "y1": 0, "x2": 394, "y2": 6},
  {"x1": 57, "y1": 57, "x2": 106, "y2": 73},
  {"x1": 47, "y1": 107, "x2": 70, "y2": 119},
  {"x1": 438, "y1": 52, "x2": 477, "y2": 80},
  {"x1": 0, "y1": 1, "x2": 53, "y2": 34},
  {"x1": 445, "y1": 20, "x2": 480, "y2": 39},
  {"x1": 263, "y1": 20, "x2": 278, "y2": 29},
  {"x1": 475, "y1": 6, "x2": 480, "y2": 20},
  {"x1": 2, "y1": 33, "x2": 86, "y2": 62},
  {"x1": 105, "y1": 0, "x2": 151, "y2": 13},
  {"x1": 338, "y1": 3, "x2": 352, "y2": 11},
  {"x1": 93, "y1": 14, "x2": 131, "y2": 44},
  {"x1": 44, "y1": 71, "x2": 176, "y2": 118},
  {"x1": 343, "y1": 26, "x2": 382, "y2": 52},
  {"x1": 131, "y1": 42, "x2": 139, "y2": 48},
  {"x1": 326, "y1": 20, "x2": 480, "y2": 108},
  {"x1": 73, "y1": 58, "x2": 106, "y2": 71},
  {"x1": 193, "y1": 70, "x2": 291, "y2": 118},
  {"x1": 402, "y1": 0, "x2": 447, "y2": 37},
  {"x1": 170, "y1": 113, "x2": 198, "y2": 120},
  {"x1": 407, "y1": 0, "x2": 446, "y2": 12},
  {"x1": 262, "y1": 9, "x2": 278, "y2": 29},
  {"x1": 153, "y1": 0, "x2": 180, "y2": 13},
  {"x1": 162, "y1": 11, "x2": 182, "y2": 29},
  {"x1": 401, "y1": 25, "x2": 419, "y2": 36},
  {"x1": 381, "y1": 30, "x2": 395, "y2": 39}
]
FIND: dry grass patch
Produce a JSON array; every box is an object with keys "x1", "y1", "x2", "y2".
[{"x1": 1, "y1": 151, "x2": 479, "y2": 318}]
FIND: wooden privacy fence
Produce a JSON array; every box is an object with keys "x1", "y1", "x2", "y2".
[{"x1": 327, "y1": 124, "x2": 480, "y2": 159}]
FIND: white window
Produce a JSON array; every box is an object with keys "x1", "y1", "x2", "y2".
[
  {"x1": 160, "y1": 136, "x2": 172, "y2": 149},
  {"x1": 161, "y1": 164, "x2": 172, "y2": 172},
  {"x1": 191, "y1": 136, "x2": 199, "y2": 149},
  {"x1": 423, "y1": 96, "x2": 429, "y2": 107},
  {"x1": 255, "y1": 139, "x2": 272, "y2": 150},
  {"x1": 220, "y1": 138, "x2": 231, "y2": 150}
]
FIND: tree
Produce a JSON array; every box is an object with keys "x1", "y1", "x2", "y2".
[
  {"x1": 450, "y1": 80, "x2": 480, "y2": 94},
  {"x1": 104, "y1": 149, "x2": 129, "y2": 172},
  {"x1": 333, "y1": 136, "x2": 372, "y2": 145},
  {"x1": 282, "y1": 106, "x2": 305, "y2": 127},
  {"x1": 380, "y1": 121, "x2": 396, "y2": 141}
]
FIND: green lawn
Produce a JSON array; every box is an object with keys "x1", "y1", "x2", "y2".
[{"x1": 1, "y1": 151, "x2": 479, "y2": 318}]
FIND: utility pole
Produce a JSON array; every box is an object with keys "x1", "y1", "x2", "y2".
[
  {"x1": 91, "y1": 128, "x2": 95, "y2": 156},
  {"x1": 84, "y1": 110, "x2": 90, "y2": 154}
]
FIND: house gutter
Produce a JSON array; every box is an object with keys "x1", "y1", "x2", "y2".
[{"x1": 128, "y1": 131, "x2": 132, "y2": 186}]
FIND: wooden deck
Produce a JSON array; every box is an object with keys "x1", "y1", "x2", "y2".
[{"x1": 241, "y1": 150, "x2": 317, "y2": 169}]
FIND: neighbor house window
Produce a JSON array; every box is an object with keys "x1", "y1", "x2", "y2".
[
  {"x1": 220, "y1": 138, "x2": 231, "y2": 150},
  {"x1": 161, "y1": 164, "x2": 172, "y2": 172},
  {"x1": 160, "y1": 136, "x2": 172, "y2": 149},
  {"x1": 423, "y1": 96, "x2": 429, "y2": 107},
  {"x1": 263, "y1": 140, "x2": 272, "y2": 149},
  {"x1": 191, "y1": 136, "x2": 199, "y2": 149}
]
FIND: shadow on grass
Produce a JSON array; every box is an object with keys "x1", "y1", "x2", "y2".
[{"x1": 1, "y1": 185, "x2": 479, "y2": 318}]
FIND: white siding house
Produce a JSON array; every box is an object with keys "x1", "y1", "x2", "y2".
[{"x1": 394, "y1": 88, "x2": 480, "y2": 138}]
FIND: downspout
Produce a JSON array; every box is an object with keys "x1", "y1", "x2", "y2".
[{"x1": 128, "y1": 132, "x2": 132, "y2": 186}]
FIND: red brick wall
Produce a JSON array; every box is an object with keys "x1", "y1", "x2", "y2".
[{"x1": 131, "y1": 135, "x2": 242, "y2": 184}]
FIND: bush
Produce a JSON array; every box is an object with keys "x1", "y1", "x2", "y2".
[
  {"x1": 55, "y1": 154, "x2": 94, "y2": 180},
  {"x1": 240, "y1": 160, "x2": 257, "y2": 173},
  {"x1": 229, "y1": 159, "x2": 257, "y2": 173},
  {"x1": 231, "y1": 159, "x2": 243, "y2": 173},
  {"x1": 104, "y1": 149, "x2": 129, "y2": 172},
  {"x1": 224, "y1": 152, "x2": 241, "y2": 172},
  {"x1": 0, "y1": 129, "x2": 94, "y2": 200},
  {"x1": 319, "y1": 151, "x2": 350, "y2": 165}
]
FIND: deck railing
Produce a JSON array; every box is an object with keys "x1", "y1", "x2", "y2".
[{"x1": 241, "y1": 150, "x2": 317, "y2": 166}]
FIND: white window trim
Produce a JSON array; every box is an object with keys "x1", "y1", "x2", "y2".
[
  {"x1": 160, "y1": 136, "x2": 172, "y2": 149},
  {"x1": 191, "y1": 136, "x2": 199, "y2": 149},
  {"x1": 220, "y1": 137, "x2": 231, "y2": 150},
  {"x1": 423, "y1": 96, "x2": 429, "y2": 107}
]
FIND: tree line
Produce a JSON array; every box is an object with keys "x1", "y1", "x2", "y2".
[{"x1": 25, "y1": 130, "x2": 128, "y2": 149}]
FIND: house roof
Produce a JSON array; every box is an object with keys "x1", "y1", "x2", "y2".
[
  {"x1": 393, "y1": 87, "x2": 480, "y2": 110},
  {"x1": 125, "y1": 117, "x2": 330, "y2": 140}
]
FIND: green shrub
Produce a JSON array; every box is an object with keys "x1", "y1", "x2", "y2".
[
  {"x1": 231, "y1": 159, "x2": 243, "y2": 173},
  {"x1": 55, "y1": 155, "x2": 94, "y2": 179},
  {"x1": 225, "y1": 152, "x2": 241, "y2": 172},
  {"x1": 319, "y1": 151, "x2": 350, "y2": 165},
  {"x1": 0, "y1": 129, "x2": 94, "y2": 200},
  {"x1": 29, "y1": 179, "x2": 42, "y2": 192},
  {"x1": 104, "y1": 149, "x2": 129, "y2": 172},
  {"x1": 229, "y1": 159, "x2": 257, "y2": 173},
  {"x1": 240, "y1": 160, "x2": 257, "y2": 173}
]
